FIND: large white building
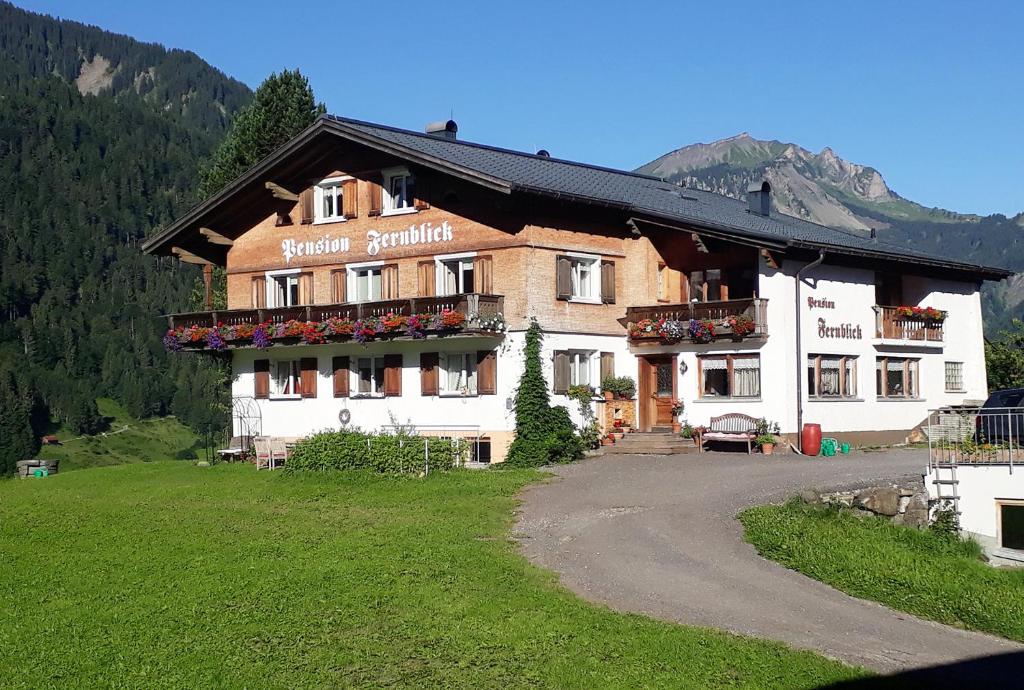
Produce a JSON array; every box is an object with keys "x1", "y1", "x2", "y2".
[{"x1": 143, "y1": 115, "x2": 1011, "y2": 461}]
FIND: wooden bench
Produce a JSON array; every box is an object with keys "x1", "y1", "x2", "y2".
[{"x1": 699, "y1": 413, "x2": 758, "y2": 454}]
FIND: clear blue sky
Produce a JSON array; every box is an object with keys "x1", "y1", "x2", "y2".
[{"x1": 20, "y1": 0, "x2": 1024, "y2": 216}]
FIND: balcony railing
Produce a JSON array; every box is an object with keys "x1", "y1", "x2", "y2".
[
  {"x1": 166, "y1": 294, "x2": 504, "y2": 350},
  {"x1": 874, "y1": 305, "x2": 945, "y2": 343},
  {"x1": 623, "y1": 298, "x2": 769, "y2": 340}
]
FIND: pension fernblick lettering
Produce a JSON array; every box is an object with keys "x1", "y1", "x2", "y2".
[
  {"x1": 281, "y1": 221, "x2": 455, "y2": 264},
  {"x1": 143, "y1": 114, "x2": 1010, "y2": 463}
]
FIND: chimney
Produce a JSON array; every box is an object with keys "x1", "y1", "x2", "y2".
[
  {"x1": 747, "y1": 180, "x2": 771, "y2": 217},
  {"x1": 536, "y1": 149, "x2": 550, "y2": 158},
  {"x1": 425, "y1": 119, "x2": 458, "y2": 140},
  {"x1": 869, "y1": 228, "x2": 877, "y2": 240}
]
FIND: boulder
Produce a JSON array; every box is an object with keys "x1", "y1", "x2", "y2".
[
  {"x1": 799, "y1": 489, "x2": 820, "y2": 505},
  {"x1": 854, "y1": 487, "x2": 901, "y2": 517},
  {"x1": 902, "y1": 495, "x2": 929, "y2": 529}
]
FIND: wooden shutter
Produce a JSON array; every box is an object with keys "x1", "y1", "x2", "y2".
[
  {"x1": 331, "y1": 269, "x2": 347, "y2": 303},
  {"x1": 474, "y1": 255, "x2": 493, "y2": 294},
  {"x1": 332, "y1": 356, "x2": 349, "y2": 397},
  {"x1": 367, "y1": 177, "x2": 383, "y2": 216},
  {"x1": 254, "y1": 359, "x2": 270, "y2": 399},
  {"x1": 299, "y1": 188, "x2": 314, "y2": 224},
  {"x1": 477, "y1": 350, "x2": 497, "y2": 395},
  {"x1": 298, "y1": 272, "x2": 314, "y2": 305},
  {"x1": 382, "y1": 264, "x2": 399, "y2": 300},
  {"x1": 300, "y1": 357, "x2": 318, "y2": 398},
  {"x1": 420, "y1": 352, "x2": 439, "y2": 396},
  {"x1": 342, "y1": 179, "x2": 358, "y2": 218},
  {"x1": 417, "y1": 260, "x2": 436, "y2": 297},
  {"x1": 601, "y1": 260, "x2": 616, "y2": 304},
  {"x1": 413, "y1": 175, "x2": 430, "y2": 210},
  {"x1": 553, "y1": 351, "x2": 570, "y2": 394},
  {"x1": 600, "y1": 352, "x2": 615, "y2": 383},
  {"x1": 383, "y1": 354, "x2": 403, "y2": 397},
  {"x1": 251, "y1": 276, "x2": 266, "y2": 309},
  {"x1": 555, "y1": 256, "x2": 572, "y2": 300}
]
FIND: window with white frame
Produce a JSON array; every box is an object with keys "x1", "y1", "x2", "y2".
[
  {"x1": 268, "y1": 271, "x2": 300, "y2": 308},
  {"x1": 437, "y1": 256, "x2": 475, "y2": 295},
  {"x1": 272, "y1": 360, "x2": 301, "y2": 397},
  {"x1": 808, "y1": 354, "x2": 858, "y2": 398},
  {"x1": 876, "y1": 357, "x2": 920, "y2": 398},
  {"x1": 383, "y1": 168, "x2": 416, "y2": 214},
  {"x1": 569, "y1": 350, "x2": 594, "y2": 388},
  {"x1": 354, "y1": 356, "x2": 385, "y2": 396},
  {"x1": 314, "y1": 177, "x2": 347, "y2": 222},
  {"x1": 440, "y1": 352, "x2": 477, "y2": 395},
  {"x1": 945, "y1": 361, "x2": 964, "y2": 392},
  {"x1": 698, "y1": 354, "x2": 760, "y2": 398},
  {"x1": 569, "y1": 256, "x2": 599, "y2": 301},
  {"x1": 350, "y1": 265, "x2": 383, "y2": 302}
]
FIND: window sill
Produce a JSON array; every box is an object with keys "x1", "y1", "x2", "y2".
[
  {"x1": 568, "y1": 297, "x2": 602, "y2": 305},
  {"x1": 438, "y1": 393, "x2": 479, "y2": 398},
  {"x1": 945, "y1": 389, "x2": 967, "y2": 394},
  {"x1": 876, "y1": 397, "x2": 925, "y2": 402},
  {"x1": 992, "y1": 547, "x2": 1024, "y2": 564},
  {"x1": 808, "y1": 397, "x2": 865, "y2": 403},
  {"x1": 381, "y1": 207, "x2": 418, "y2": 218},
  {"x1": 313, "y1": 216, "x2": 346, "y2": 225},
  {"x1": 693, "y1": 397, "x2": 762, "y2": 403},
  {"x1": 351, "y1": 394, "x2": 385, "y2": 400},
  {"x1": 269, "y1": 394, "x2": 302, "y2": 401}
]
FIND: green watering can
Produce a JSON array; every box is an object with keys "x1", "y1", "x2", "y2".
[{"x1": 821, "y1": 438, "x2": 838, "y2": 457}]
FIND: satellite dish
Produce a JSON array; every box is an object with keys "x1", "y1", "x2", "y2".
[{"x1": 338, "y1": 408, "x2": 351, "y2": 426}]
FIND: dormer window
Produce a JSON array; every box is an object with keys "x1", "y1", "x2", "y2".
[
  {"x1": 314, "y1": 176, "x2": 350, "y2": 223},
  {"x1": 382, "y1": 167, "x2": 417, "y2": 216}
]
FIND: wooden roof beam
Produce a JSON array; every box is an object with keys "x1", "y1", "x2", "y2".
[
  {"x1": 172, "y1": 246, "x2": 215, "y2": 265},
  {"x1": 199, "y1": 227, "x2": 234, "y2": 246},
  {"x1": 691, "y1": 232, "x2": 710, "y2": 254},
  {"x1": 265, "y1": 181, "x2": 299, "y2": 201},
  {"x1": 760, "y1": 248, "x2": 780, "y2": 269}
]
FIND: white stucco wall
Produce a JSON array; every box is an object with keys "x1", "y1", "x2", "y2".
[{"x1": 926, "y1": 464, "x2": 1024, "y2": 561}]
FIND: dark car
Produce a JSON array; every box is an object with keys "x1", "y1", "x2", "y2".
[{"x1": 975, "y1": 388, "x2": 1024, "y2": 445}]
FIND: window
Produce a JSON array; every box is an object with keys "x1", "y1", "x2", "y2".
[
  {"x1": 808, "y1": 355, "x2": 858, "y2": 398},
  {"x1": 698, "y1": 354, "x2": 760, "y2": 398},
  {"x1": 440, "y1": 352, "x2": 477, "y2": 395},
  {"x1": 314, "y1": 178, "x2": 346, "y2": 222},
  {"x1": 689, "y1": 269, "x2": 722, "y2": 301},
  {"x1": 876, "y1": 357, "x2": 920, "y2": 398},
  {"x1": 383, "y1": 168, "x2": 416, "y2": 215},
  {"x1": 351, "y1": 265, "x2": 383, "y2": 302},
  {"x1": 945, "y1": 361, "x2": 965, "y2": 392},
  {"x1": 355, "y1": 356, "x2": 385, "y2": 396},
  {"x1": 438, "y1": 256, "x2": 475, "y2": 295},
  {"x1": 272, "y1": 360, "x2": 301, "y2": 397},
  {"x1": 569, "y1": 351, "x2": 593, "y2": 388},
  {"x1": 269, "y1": 271, "x2": 300, "y2": 307},
  {"x1": 570, "y1": 256, "x2": 598, "y2": 301},
  {"x1": 1000, "y1": 502, "x2": 1024, "y2": 551}
]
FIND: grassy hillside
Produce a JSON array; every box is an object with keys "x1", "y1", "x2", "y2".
[
  {"x1": 0, "y1": 463, "x2": 864, "y2": 688},
  {"x1": 34, "y1": 398, "x2": 200, "y2": 471}
]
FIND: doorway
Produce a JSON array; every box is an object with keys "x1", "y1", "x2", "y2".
[{"x1": 639, "y1": 354, "x2": 677, "y2": 431}]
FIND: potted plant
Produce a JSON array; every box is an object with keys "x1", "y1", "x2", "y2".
[
  {"x1": 600, "y1": 375, "x2": 616, "y2": 400},
  {"x1": 755, "y1": 417, "x2": 781, "y2": 455},
  {"x1": 756, "y1": 432, "x2": 777, "y2": 455},
  {"x1": 616, "y1": 376, "x2": 636, "y2": 400},
  {"x1": 680, "y1": 421, "x2": 695, "y2": 443},
  {"x1": 601, "y1": 435, "x2": 614, "y2": 446},
  {"x1": 670, "y1": 399, "x2": 684, "y2": 433}
]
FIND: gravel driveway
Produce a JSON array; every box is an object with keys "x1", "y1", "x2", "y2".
[{"x1": 515, "y1": 449, "x2": 1021, "y2": 676}]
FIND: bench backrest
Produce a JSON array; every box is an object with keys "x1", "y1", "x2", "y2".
[{"x1": 709, "y1": 413, "x2": 758, "y2": 433}]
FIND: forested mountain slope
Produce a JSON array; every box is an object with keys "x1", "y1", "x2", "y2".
[{"x1": 0, "y1": 1, "x2": 251, "y2": 471}]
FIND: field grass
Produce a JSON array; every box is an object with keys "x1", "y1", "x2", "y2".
[
  {"x1": 0, "y1": 463, "x2": 865, "y2": 689},
  {"x1": 740, "y1": 501, "x2": 1024, "y2": 642},
  {"x1": 34, "y1": 398, "x2": 200, "y2": 471}
]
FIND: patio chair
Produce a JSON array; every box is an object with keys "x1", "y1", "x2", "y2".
[
  {"x1": 253, "y1": 436, "x2": 272, "y2": 470},
  {"x1": 268, "y1": 437, "x2": 289, "y2": 470},
  {"x1": 217, "y1": 436, "x2": 252, "y2": 462}
]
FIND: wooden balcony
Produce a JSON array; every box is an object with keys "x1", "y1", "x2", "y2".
[
  {"x1": 623, "y1": 298, "x2": 769, "y2": 341},
  {"x1": 873, "y1": 305, "x2": 945, "y2": 343},
  {"x1": 166, "y1": 294, "x2": 504, "y2": 350}
]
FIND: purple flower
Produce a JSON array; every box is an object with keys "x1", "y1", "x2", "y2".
[
  {"x1": 163, "y1": 333, "x2": 181, "y2": 352},
  {"x1": 274, "y1": 323, "x2": 287, "y2": 338},
  {"x1": 252, "y1": 325, "x2": 271, "y2": 350},
  {"x1": 206, "y1": 329, "x2": 228, "y2": 351}
]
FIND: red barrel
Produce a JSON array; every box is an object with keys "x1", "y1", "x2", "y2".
[{"x1": 802, "y1": 423, "x2": 822, "y2": 456}]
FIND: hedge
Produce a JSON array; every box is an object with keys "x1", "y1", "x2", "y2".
[{"x1": 284, "y1": 429, "x2": 468, "y2": 474}]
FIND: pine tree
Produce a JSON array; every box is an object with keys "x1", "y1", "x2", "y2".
[{"x1": 0, "y1": 369, "x2": 37, "y2": 472}]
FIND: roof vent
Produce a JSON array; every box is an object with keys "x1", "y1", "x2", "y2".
[
  {"x1": 747, "y1": 180, "x2": 771, "y2": 217},
  {"x1": 425, "y1": 119, "x2": 458, "y2": 140},
  {"x1": 536, "y1": 149, "x2": 550, "y2": 158},
  {"x1": 870, "y1": 228, "x2": 877, "y2": 240}
]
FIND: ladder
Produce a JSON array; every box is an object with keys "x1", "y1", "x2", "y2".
[{"x1": 931, "y1": 460, "x2": 961, "y2": 515}]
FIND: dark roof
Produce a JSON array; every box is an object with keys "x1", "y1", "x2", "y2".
[{"x1": 144, "y1": 114, "x2": 1013, "y2": 280}]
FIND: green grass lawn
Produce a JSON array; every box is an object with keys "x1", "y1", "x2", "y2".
[
  {"x1": 35, "y1": 398, "x2": 200, "y2": 471},
  {"x1": 0, "y1": 464, "x2": 865, "y2": 689},
  {"x1": 740, "y1": 501, "x2": 1024, "y2": 642}
]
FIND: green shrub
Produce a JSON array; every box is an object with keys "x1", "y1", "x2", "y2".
[
  {"x1": 285, "y1": 428, "x2": 468, "y2": 474},
  {"x1": 506, "y1": 321, "x2": 585, "y2": 467},
  {"x1": 174, "y1": 448, "x2": 198, "y2": 460}
]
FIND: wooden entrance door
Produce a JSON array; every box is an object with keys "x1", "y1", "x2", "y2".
[{"x1": 639, "y1": 355, "x2": 677, "y2": 431}]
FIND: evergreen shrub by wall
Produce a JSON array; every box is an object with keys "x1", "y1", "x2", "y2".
[
  {"x1": 285, "y1": 429, "x2": 467, "y2": 474},
  {"x1": 505, "y1": 320, "x2": 584, "y2": 467}
]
